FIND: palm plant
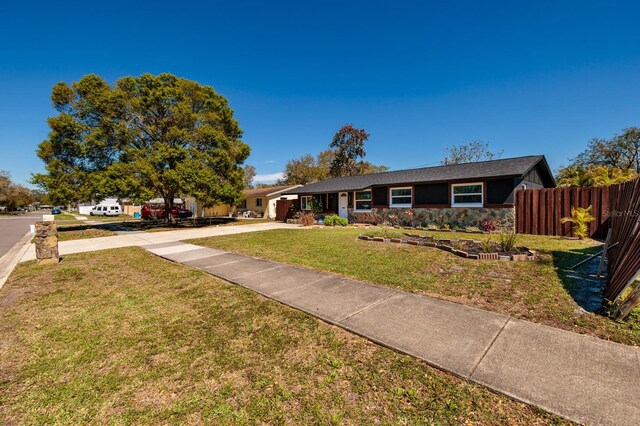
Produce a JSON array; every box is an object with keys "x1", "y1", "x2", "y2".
[{"x1": 561, "y1": 206, "x2": 595, "y2": 239}]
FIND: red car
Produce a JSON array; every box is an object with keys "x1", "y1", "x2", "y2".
[{"x1": 141, "y1": 204, "x2": 193, "y2": 220}]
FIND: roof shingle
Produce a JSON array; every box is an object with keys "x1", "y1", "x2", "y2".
[
  {"x1": 244, "y1": 185, "x2": 301, "y2": 198},
  {"x1": 284, "y1": 155, "x2": 550, "y2": 194}
]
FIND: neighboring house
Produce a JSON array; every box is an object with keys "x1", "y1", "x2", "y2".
[
  {"x1": 120, "y1": 199, "x2": 142, "y2": 216},
  {"x1": 183, "y1": 196, "x2": 232, "y2": 217},
  {"x1": 282, "y1": 155, "x2": 555, "y2": 229},
  {"x1": 241, "y1": 185, "x2": 301, "y2": 219}
]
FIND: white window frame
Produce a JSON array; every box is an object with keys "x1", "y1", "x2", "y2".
[
  {"x1": 389, "y1": 186, "x2": 413, "y2": 208},
  {"x1": 300, "y1": 196, "x2": 312, "y2": 211},
  {"x1": 451, "y1": 182, "x2": 484, "y2": 207},
  {"x1": 353, "y1": 190, "x2": 372, "y2": 212}
]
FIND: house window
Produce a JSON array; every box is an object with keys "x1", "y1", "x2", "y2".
[
  {"x1": 451, "y1": 183, "x2": 483, "y2": 207},
  {"x1": 389, "y1": 187, "x2": 412, "y2": 207},
  {"x1": 300, "y1": 196, "x2": 312, "y2": 210},
  {"x1": 354, "y1": 190, "x2": 372, "y2": 211},
  {"x1": 256, "y1": 198, "x2": 263, "y2": 207}
]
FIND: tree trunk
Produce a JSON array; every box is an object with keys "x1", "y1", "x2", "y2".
[
  {"x1": 614, "y1": 280, "x2": 640, "y2": 320},
  {"x1": 164, "y1": 192, "x2": 175, "y2": 224}
]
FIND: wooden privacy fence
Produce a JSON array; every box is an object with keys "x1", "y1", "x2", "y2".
[
  {"x1": 605, "y1": 177, "x2": 640, "y2": 303},
  {"x1": 275, "y1": 199, "x2": 297, "y2": 222},
  {"x1": 515, "y1": 186, "x2": 610, "y2": 238},
  {"x1": 515, "y1": 180, "x2": 640, "y2": 314}
]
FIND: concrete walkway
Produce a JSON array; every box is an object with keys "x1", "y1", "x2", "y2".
[
  {"x1": 19, "y1": 222, "x2": 300, "y2": 262},
  {"x1": 145, "y1": 241, "x2": 639, "y2": 426}
]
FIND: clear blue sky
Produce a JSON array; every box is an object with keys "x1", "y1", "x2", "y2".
[{"x1": 1, "y1": 1, "x2": 639, "y2": 186}]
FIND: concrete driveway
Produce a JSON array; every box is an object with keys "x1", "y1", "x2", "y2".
[{"x1": 19, "y1": 221, "x2": 302, "y2": 262}]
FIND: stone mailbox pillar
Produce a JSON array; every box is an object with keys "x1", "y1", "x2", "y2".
[{"x1": 35, "y1": 221, "x2": 59, "y2": 265}]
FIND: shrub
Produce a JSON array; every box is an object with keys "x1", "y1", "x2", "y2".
[
  {"x1": 324, "y1": 214, "x2": 348, "y2": 226},
  {"x1": 308, "y1": 198, "x2": 324, "y2": 216},
  {"x1": 480, "y1": 220, "x2": 496, "y2": 232},
  {"x1": 499, "y1": 231, "x2": 518, "y2": 252},
  {"x1": 561, "y1": 206, "x2": 595, "y2": 239},
  {"x1": 295, "y1": 211, "x2": 316, "y2": 226},
  {"x1": 386, "y1": 214, "x2": 399, "y2": 227},
  {"x1": 404, "y1": 209, "x2": 415, "y2": 227}
]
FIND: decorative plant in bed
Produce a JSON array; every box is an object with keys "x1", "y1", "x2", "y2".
[{"x1": 358, "y1": 229, "x2": 536, "y2": 261}]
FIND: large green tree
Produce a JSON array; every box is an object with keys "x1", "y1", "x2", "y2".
[
  {"x1": 282, "y1": 149, "x2": 334, "y2": 185},
  {"x1": 573, "y1": 128, "x2": 640, "y2": 172},
  {"x1": 329, "y1": 124, "x2": 370, "y2": 177},
  {"x1": 0, "y1": 171, "x2": 34, "y2": 210},
  {"x1": 33, "y1": 73, "x2": 250, "y2": 221},
  {"x1": 556, "y1": 127, "x2": 640, "y2": 187},
  {"x1": 281, "y1": 142, "x2": 388, "y2": 186}
]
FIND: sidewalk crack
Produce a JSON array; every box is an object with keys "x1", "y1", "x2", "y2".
[
  {"x1": 469, "y1": 317, "x2": 510, "y2": 378},
  {"x1": 337, "y1": 291, "x2": 398, "y2": 324},
  {"x1": 203, "y1": 259, "x2": 245, "y2": 269},
  {"x1": 234, "y1": 264, "x2": 283, "y2": 279}
]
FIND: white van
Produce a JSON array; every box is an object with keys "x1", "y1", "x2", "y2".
[{"x1": 90, "y1": 204, "x2": 122, "y2": 216}]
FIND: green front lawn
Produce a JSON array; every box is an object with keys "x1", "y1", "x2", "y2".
[
  {"x1": 84, "y1": 214, "x2": 136, "y2": 221},
  {"x1": 144, "y1": 218, "x2": 274, "y2": 233},
  {"x1": 53, "y1": 213, "x2": 79, "y2": 221},
  {"x1": 189, "y1": 228, "x2": 640, "y2": 346},
  {"x1": 0, "y1": 248, "x2": 565, "y2": 424},
  {"x1": 56, "y1": 227, "x2": 118, "y2": 241}
]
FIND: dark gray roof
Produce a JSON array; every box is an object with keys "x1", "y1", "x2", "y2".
[{"x1": 284, "y1": 155, "x2": 552, "y2": 195}]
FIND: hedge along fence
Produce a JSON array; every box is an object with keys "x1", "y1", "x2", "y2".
[
  {"x1": 606, "y1": 178, "x2": 640, "y2": 313},
  {"x1": 515, "y1": 186, "x2": 610, "y2": 238}
]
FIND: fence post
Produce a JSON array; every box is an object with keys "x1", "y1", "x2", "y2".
[{"x1": 614, "y1": 273, "x2": 640, "y2": 319}]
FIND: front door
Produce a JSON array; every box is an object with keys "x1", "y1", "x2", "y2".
[{"x1": 338, "y1": 192, "x2": 349, "y2": 218}]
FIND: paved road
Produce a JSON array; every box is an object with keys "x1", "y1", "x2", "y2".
[{"x1": 0, "y1": 211, "x2": 44, "y2": 258}]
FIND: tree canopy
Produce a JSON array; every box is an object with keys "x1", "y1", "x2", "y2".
[
  {"x1": 281, "y1": 149, "x2": 334, "y2": 185},
  {"x1": 33, "y1": 73, "x2": 250, "y2": 218},
  {"x1": 329, "y1": 124, "x2": 369, "y2": 177},
  {"x1": 0, "y1": 171, "x2": 35, "y2": 210},
  {"x1": 442, "y1": 140, "x2": 503, "y2": 165},
  {"x1": 556, "y1": 164, "x2": 638, "y2": 187},
  {"x1": 573, "y1": 128, "x2": 640, "y2": 172},
  {"x1": 556, "y1": 127, "x2": 640, "y2": 187},
  {"x1": 280, "y1": 125, "x2": 388, "y2": 185},
  {"x1": 243, "y1": 164, "x2": 256, "y2": 189}
]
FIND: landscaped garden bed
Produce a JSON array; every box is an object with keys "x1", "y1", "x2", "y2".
[{"x1": 358, "y1": 231, "x2": 536, "y2": 261}]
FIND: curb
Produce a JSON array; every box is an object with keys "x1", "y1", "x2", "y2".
[{"x1": 0, "y1": 231, "x2": 33, "y2": 289}]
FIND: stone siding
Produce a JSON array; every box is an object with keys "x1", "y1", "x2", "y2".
[{"x1": 348, "y1": 207, "x2": 515, "y2": 230}]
